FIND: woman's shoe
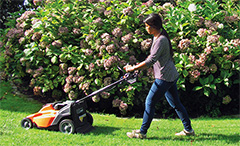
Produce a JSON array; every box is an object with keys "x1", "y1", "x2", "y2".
[
  {"x1": 175, "y1": 129, "x2": 195, "y2": 136},
  {"x1": 127, "y1": 130, "x2": 147, "y2": 139}
]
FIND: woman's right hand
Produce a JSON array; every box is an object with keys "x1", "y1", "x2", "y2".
[{"x1": 124, "y1": 64, "x2": 135, "y2": 72}]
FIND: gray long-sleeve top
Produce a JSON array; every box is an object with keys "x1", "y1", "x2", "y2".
[{"x1": 144, "y1": 35, "x2": 179, "y2": 82}]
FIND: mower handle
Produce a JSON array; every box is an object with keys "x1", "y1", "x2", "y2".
[{"x1": 76, "y1": 71, "x2": 138, "y2": 103}]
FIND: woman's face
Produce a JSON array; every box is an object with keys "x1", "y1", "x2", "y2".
[{"x1": 145, "y1": 23, "x2": 154, "y2": 35}]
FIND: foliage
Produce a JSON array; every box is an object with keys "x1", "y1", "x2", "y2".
[{"x1": 0, "y1": 0, "x2": 239, "y2": 117}]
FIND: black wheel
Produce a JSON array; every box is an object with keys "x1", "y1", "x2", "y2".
[
  {"x1": 21, "y1": 118, "x2": 33, "y2": 130},
  {"x1": 86, "y1": 112, "x2": 93, "y2": 125},
  {"x1": 59, "y1": 119, "x2": 75, "y2": 134}
]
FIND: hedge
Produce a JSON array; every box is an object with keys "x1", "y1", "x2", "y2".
[{"x1": 0, "y1": 0, "x2": 239, "y2": 117}]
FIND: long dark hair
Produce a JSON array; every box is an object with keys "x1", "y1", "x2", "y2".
[{"x1": 143, "y1": 13, "x2": 174, "y2": 58}]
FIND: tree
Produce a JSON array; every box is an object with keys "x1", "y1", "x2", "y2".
[{"x1": 0, "y1": 0, "x2": 27, "y2": 29}]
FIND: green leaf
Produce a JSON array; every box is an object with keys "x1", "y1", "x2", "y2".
[
  {"x1": 51, "y1": 56, "x2": 58, "y2": 64},
  {"x1": 32, "y1": 21, "x2": 43, "y2": 29},
  {"x1": 213, "y1": 90, "x2": 217, "y2": 95},
  {"x1": 175, "y1": 64, "x2": 183, "y2": 68},
  {"x1": 210, "y1": 84, "x2": 216, "y2": 90},
  {"x1": 183, "y1": 69, "x2": 188, "y2": 77},
  {"x1": 204, "y1": 77, "x2": 209, "y2": 84},
  {"x1": 94, "y1": 78, "x2": 101, "y2": 86},
  {"x1": 204, "y1": 88, "x2": 210, "y2": 97},
  {"x1": 193, "y1": 86, "x2": 203, "y2": 91},
  {"x1": 219, "y1": 36, "x2": 225, "y2": 43},
  {"x1": 24, "y1": 49, "x2": 31, "y2": 56},
  {"x1": 208, "y1": 74, "x2": 214, "y2": 83},
  {"x1": 182, "y1": 22, "x2": 190, "y2": 27},
  {"x1": 144, "y1": 10, "x2": 154, "y2": 15},
  {"x1": 42, "y1": 87, "x2": 48, "y2": 93},
  {"x1": 106, "y1": 7, "x2": 112, "y2": 11},
  {"x1": 199, "y1": 78, "x2": 204, "y2": 85},
  {"x1": 185, "y1": 64, "x2": 194, "y2": 68},
  {"x1": 133, "y1": 39, "x2": 138, "y2": 43}
]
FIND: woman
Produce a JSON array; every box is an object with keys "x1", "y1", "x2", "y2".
[{"x1": 124, "y1": 13, "x2": 195, "y2": 139}]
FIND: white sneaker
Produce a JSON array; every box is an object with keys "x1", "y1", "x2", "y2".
[
  {"x1": 175, "y1": 129, "x2": 195, "y2": 136},
  {"x1": 127, "y1": 130, "x2": 147, "y2": 139}
]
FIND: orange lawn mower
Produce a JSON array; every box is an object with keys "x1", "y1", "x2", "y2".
[{"x1": 21, "y1": 70, "x2": 138, "y2": 134}]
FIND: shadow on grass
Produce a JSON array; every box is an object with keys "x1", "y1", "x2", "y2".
[
  {"x1": 0, "y1": 81, "x2": 43, "y2": 114},
  {"x1": 0, "y1": 94, "x2": 42, "y2": 114},
  {"x1": 148, "y1": 133, "x2": 239, "y2": 144},
  {"x1": 85, "y1": 125, "x2": 120, "y2": 135}
]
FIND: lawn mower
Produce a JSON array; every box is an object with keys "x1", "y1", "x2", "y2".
[{"x1": 21, "y1": 69, "x2": 138, "y2": 134}]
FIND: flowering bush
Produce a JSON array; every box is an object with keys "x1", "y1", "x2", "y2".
[
  {"x1": 0, "y1": 0, "x2": 239, "y2": 117},
  {"x1": 164, "y1": 0, "x2": 239, "y2": 117}
]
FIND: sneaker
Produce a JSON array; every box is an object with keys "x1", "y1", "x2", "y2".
[
  {"x1": 127, "y1": 130, "x2": 147, "y2": 139},
  {"x1": 175, "y1": 129, "x2": 195, "y2": 136}
]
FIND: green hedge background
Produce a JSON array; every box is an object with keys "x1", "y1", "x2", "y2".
[{"x1": 0, "y1": 0, "x2": 239, "y2": 118}]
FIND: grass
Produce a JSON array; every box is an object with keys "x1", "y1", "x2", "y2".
[{"x1": 0, "y1": 80, "x2": 239, "y2": 146}]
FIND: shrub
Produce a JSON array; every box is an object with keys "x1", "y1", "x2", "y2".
[{"x1": 0, "y1": 0, "x2": 239, "y2": 117}]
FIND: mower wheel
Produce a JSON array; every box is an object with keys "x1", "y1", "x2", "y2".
[
  {"x1": 59, "y1": 119, "x2": 75, "y2": 134},
  {"x1": 21, "y1": 118, "x2": 33, "y2": 130},
  {"x1": 86, "y1": 112, "x2": 93, "y2": 125}
]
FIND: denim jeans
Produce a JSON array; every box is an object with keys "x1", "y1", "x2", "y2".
[{"x1": 140, "y1": 78, "x2": 192, "y2": 134}]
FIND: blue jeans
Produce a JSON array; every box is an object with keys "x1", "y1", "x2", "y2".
[{"x1": 140, "y1": 78, "x2": 192, "y2": 134}]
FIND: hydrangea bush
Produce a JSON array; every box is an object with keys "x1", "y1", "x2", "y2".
[{"x1": 0, "y1": 0, "x2": 239, "y2": 117}]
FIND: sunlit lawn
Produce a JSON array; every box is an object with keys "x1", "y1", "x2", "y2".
[{"x1": 0, "y1": 81, "x2": 239, "y2": 146}]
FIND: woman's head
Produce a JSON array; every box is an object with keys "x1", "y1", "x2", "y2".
[
  {"x1": 144, "y1": 13, "x2": 174, "y2": 59},
  {"x1": 143, "y1": 13, "x2": 163, "y2": 30}
]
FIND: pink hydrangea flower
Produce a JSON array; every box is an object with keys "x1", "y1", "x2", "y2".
[
  {"x1": 101, "y1": 33, "x2": 111, "y2": 45},
  {"x1": 188, "y1": 55, "x2": 196, "y2": 63},
  {"x1": 52, "y1": 40, "x2": 62, "y2": 48},
  {"x1": 100, "y1": 91, "x2": 110, "y2": 99},
  {"x1": 58, "y1": 27, "x2": 69, "y2": 35},
  {"x1": 33, "y1": 86, "x2": 42, "y2": 96},
  {"x1": 189, "y1": 70, "x2": 200, "y2": 79},
  {"x1": 222, "y1": 95, "x2": 232, "y2": 104},
  {"x1": 122, "y1": 7, "x2": 133, "y2": 15},
  {"x1": 92, "y1": 95, "x2": 100, "y2": 103},
  {"x1": 225, "y1": 14, "x2": 239, "y2": 23},
  {"x1": 31, "y1": 32, "x2": 42, "y2": 41},
  {"x1": 106, "y1": 44, "x2": 115, "y2": 54},
  {"x1": 79, "y1": 82, "x2": 90, "y2": 91},
  {"x1": 66, "y1": 75, "x2": 73, "y2": 83},
  {"x1": 209, "y1": 64, "x2": 217, "y2": 73},
  {"x1": 178, "y1": 39, "x2": 190, "y2": 50},
  {"x1": 112, "y1": 27, "x2": 122, "y2": 38},
  {"x1": 119, "y1": 101, "x2": 128, "y2": 111},
  {"x1": 197, "y1": 28, "x2": 207, "y2": 37},
  {"x1": 121, "y1": 33, "x2": 133, "y2": 44},
  {"x1": 207, "y1": 35, "x2": 220, "y2": 44},
  {"x1": 204, "y1": 46, "x2": 212, "y2": 55},
  {"x1": 93, "y1": 17, "x2": 103, "y2": 25},
  {"x1": 68, "y1": 90, "x2": 77, "y2": 100},
  {"x1": 68, "y1": 67, "x2": 77, "y2": 75},
  {"x1": 112, "y1": 98, "x2": 121, "y2": 107},
  {"x1": 141, "y1": 38, "x2": 152, "y2": 51},
  {"x1": 103, "y1": 77, "x2": 112, "y2": 86}
]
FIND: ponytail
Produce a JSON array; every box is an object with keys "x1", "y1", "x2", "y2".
[{"x1": 161, "y1": 28, "x2": 174, "y2": 59}]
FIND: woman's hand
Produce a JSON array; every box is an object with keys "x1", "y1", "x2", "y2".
[{"x1": 124, "y1": 64, "x2": 135, "y2": 72}]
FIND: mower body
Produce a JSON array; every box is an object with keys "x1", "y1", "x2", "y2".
[{"x1": 21, "y1": 100, "x2": 94, "y2": 134}]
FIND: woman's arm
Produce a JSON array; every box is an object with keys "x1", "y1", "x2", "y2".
[{"x1": 124, "y1": 61, "x2": 147, "y2": 72}]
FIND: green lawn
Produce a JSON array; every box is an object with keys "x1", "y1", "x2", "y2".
[{"x1": 0, "y1": 81, "x2": 239, "y2": 146}]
